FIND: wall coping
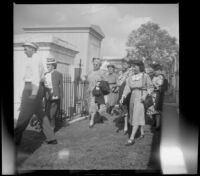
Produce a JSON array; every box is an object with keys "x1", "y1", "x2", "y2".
[
  {"x1": 102, "y1": 58, "x2": 123, "y2": 61},
  {"x1": 14, "y1": 34, "x2": 79, "y2": 55},
  {"x1": 23, "y1": 25, "x2": 105, "y2": 41}
]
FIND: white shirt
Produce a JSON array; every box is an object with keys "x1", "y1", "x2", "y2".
[
  {"x1": 23, "y1": 57, "x2": 34, "y2": 82},
  {"x1": 23, "y1": 53, "x2": 45, "y2": 95},
  {"x1": 44, "y1": 70, "x2": 54, "y2": 89},
  {"x1": 152, "y1": 75, "x2": 164, "y2": 90}
]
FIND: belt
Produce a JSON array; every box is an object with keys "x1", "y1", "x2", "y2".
[
  {"x1": 109, "y1": 82, "x2": 116, "y2": 85},
  {"x1": 44, "y1": 87, "x2": 52, "y2": 90},
  {"x1": 25, "y1": 82, "x2": 32, "y2": 84},
  {"x1": 131, "y1": 87, "x2": 146, "y2": 91}
]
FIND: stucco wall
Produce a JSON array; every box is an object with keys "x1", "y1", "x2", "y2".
[
  {"x1": 87, "y1": 34, "x2": 102, "y2": 73},
  {"x1": 23, "y1": 32, "x2": 88, "y2": 75},
  {"x1": 22, "y1": 26, "x2": 104, "y2": 78}
]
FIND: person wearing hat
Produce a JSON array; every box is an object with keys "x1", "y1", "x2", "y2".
[
  {"x1": 14, "y1": 42, "x2": 58, "y2": 146},
  {"x1": 87, "y1": 57, "x2": 109, "y2": 128},
  {"x1": 150, "y1": 63, "x2": 165, "y2": 130},
  {"x1": 104, "y1": 63, "x2": 119, "y2": 114},
  {"x1": 120, "y1": 59, "x2": 153, "y2": 146},
  {"x1": 114, "y1": 58, "x2": 133, "y2": 133},
  {"x1": 43, "y1": 57, "x2": 63, "y2": 131},
  {"x1": 144, "y1": 58, "x2": 155, "y2": 80}
]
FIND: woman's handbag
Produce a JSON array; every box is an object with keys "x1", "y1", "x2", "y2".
[
  {"x1": 142, "y1": 73, "x2": 154, "y2": 110},
  {"x1": 143, "y1": 94, "x2": 154, "y2": 110},
  {"x1": 99, "y1": 80, "x2": 110, "y2": 95}
]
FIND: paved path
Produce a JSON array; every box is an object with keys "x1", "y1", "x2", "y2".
[
  {"x1": 160, "y1": 102, "x2": 198, "y2": 174},
  {"x1": 16, "y1": 113, "x2": 160, "y2": 171}
]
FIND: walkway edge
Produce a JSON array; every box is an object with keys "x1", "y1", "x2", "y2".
[
  {"x1": 163, "y1": 103, "x2": 177, "y2": 107},
  {"x1": 68, "y1": 116, "x2": 88, "y2": 124}
]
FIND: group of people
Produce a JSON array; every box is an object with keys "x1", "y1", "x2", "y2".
[
  {"x1": 86, "y1": 57, "x2": 167, "y2": 146},
  {"x1": 14, "y1": 41, "x2": 167, "y2": 148},
  {"x1": 14, "y1": 42, "x2": 63, "y2": 146}
]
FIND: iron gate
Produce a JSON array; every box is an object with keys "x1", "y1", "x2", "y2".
[{"x1": 61, "y1": 76, "x2": 89, "y2": 119}]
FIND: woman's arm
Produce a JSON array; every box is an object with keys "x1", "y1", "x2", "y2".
[
  {"x1": 121, "y1": 78, "x2": 131, "y2": 99},
  {"x1": 141, "y1": 73, "x2": 154, "y2": 101}
]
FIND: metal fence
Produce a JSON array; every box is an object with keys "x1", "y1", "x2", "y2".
[{"x1": 61, "y1": 76, "x2": 89, "y2": 119}]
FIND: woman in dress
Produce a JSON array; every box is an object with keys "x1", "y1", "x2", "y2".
[
  {"x1": 116, "y1": 58, "x2": 132, "y2": 133},
  {"x1": 120, "y1": 60, "x2": 153, "y2": 146}
]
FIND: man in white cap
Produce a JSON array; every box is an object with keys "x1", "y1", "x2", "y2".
[
  {"x1": 44, "y1": 57, "x2": 63, "y2": 131},
  {"x1": 14, "y1": 42, "x2": 57, "y2": 146}
]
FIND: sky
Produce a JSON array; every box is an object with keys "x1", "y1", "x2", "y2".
[{"x1": 14, "y1": 4, "x2": 179, "y2": 58}]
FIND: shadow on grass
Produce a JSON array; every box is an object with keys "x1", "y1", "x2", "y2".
[
  {"x1": 19, "y1": 130, "x2": 45, "y2": 153},
  {"x1": 113, "y1": 115, "x2": 142, "y2": 137},
  {"x1": 113, "y1": 115, "x2": 125, "y2": 133},
  {"x1": 54, "y1": 118, "x2": 69, "y2": 132},
  {"x1": 94, "y1": 112, "x2": 108, "y2": 124},
  {"x1": 16, "y1": 118, "x2": 69, "y2": 167},
  {"x1": 113, "y1": 112, "x2": 154, "y2": 138},
  {"x1": 16, "y1": 130, "x2": 46, "y2": 167}
]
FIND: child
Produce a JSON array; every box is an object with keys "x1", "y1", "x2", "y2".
[
  {"x1": 92, "y1": 81, "x2": 105, "y2": 109},
  {"x1": 91, "y1": 81, "x2": 106, "y2": 124}
]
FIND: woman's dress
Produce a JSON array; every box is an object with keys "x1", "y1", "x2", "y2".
[{"x1": 122, "y1": 73, "x2": 153, "y2": 126}]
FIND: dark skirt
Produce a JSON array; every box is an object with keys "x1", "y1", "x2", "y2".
[
  {"x1": 117, "y1": 82, "x2": 128, "y2": 104},
  {"x1": 116, "y1": 81, "x2": 131, "y2": 116},
  {"x1": 154, "y1": 91, "x2": 164, "y2": 111},
  {"x1": 118, "y1": 82, "x2": 130, "y2": 105},
  {"x1": 118, "y1": 82, "x2": 125, "y2": 103}
]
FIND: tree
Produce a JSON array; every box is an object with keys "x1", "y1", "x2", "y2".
[{"x1": 126, "y1": 21, "x2": 179, "y2": 72}]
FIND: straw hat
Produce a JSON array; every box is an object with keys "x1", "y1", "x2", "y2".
[
  {"x1": 46, "y1": 57, "x2": 57, "y2": 65},
  {"x1": 23, "y1": 42, "x2": 39, "y2": 50},
  {"x1": 107, "y1": 64, "x2": 115, "y2": 68}
]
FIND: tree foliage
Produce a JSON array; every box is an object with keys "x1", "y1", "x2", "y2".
[{"x1": 126, "y1": 21, "x2": 179, "y2": 71}]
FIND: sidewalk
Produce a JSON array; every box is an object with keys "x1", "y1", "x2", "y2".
[
  {"x1": 159, "y1": 93, "x2": 183, "y2": 173},
  {"x1": 160, "y1": 100, "x2": 198, "y2": 174}
]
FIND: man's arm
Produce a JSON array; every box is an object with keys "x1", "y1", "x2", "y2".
[{"x1": 31, "y1": 56, "x2": 44, "y2": 96}]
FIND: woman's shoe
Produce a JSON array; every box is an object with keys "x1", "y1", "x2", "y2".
[
  {"x1": 125, "y1": 139, "x2": 135, "y2": 146},
  {"x1": 138, "y1": 135, "x2": 144, "y2": 140},
  {"x1": 123, "y1": 130, "x2": 128, "y2": 135},
  {"x1": 155, "y1": 126, "x2": 160, "y2": 131},
  {"x1": 89, "y1": 124, "x2": 94, "y2": 128},
  {"x1": 116, "y1": 129, "x2": 120, "y2": 133},
  {"x1": 43, "y1": 139, "x2": 58, "y2": 145}
]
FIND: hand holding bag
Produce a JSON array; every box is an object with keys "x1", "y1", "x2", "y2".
[
  {"x1": 143, "y1": 94, "x2": 154, "y2": 110},
  {"x1": 142, "y1": 73, "x2": 154, "y2": 110}
]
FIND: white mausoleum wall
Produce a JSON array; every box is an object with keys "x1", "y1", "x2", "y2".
[
  {"x1": 22, "y1": 26, "x2": 104, "y2": 78},
  {"x1": 51, "y1": 32, "x2": 89, "y2": 76},
  {"x1": 87, "y1": 34, "x2": 102, "y2": 73},
  {"x1": 24, "y1": 32, "x2": 90, "y2": 77}
]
